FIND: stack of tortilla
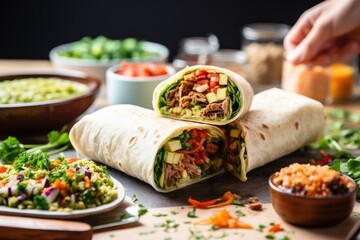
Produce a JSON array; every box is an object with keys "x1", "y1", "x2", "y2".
[{"x1": 69, "y1": 65, "x2": 325, "y2": 192}]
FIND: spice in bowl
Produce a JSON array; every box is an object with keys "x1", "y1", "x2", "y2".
[
  {"x1": 269, "y1": 163, "x2": 357, "y2": 227},
  {"x1": 272, "y1": 163, "x2": 355, "y2": 197}
]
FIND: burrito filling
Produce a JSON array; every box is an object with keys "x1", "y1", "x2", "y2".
[
  {"x1": 158, "y1": 69, "x2": 242, "y2": 121},
  {"x1": 154, "y1": 129, "x2": 225, "y2": 190},
  {"x1": 223, "y1": 124, "x2": 248, "y2": 181}
]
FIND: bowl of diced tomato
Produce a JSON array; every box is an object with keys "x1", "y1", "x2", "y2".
[{"x1": 106, "y1": 62, "x2": 176, "y2": 109}]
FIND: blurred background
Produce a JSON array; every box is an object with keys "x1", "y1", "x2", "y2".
[{"x1": 0, "y1": 0, "x2": 322, "y2": 61}]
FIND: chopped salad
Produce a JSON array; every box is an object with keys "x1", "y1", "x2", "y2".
[{"x1": 0, "y1": 152, "x2": 117, "y2": 212}]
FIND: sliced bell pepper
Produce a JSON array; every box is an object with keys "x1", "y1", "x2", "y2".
[{"x1": 188, "y1": 197, "x2": 218, "y2": 208}]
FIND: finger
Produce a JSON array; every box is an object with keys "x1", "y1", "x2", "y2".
[
  {"x1": 286, "y1": 22, "x2": 331, "y2": 64},
  {"x1": 329, "y1": 41, "x2": 359, "y2": 63}
]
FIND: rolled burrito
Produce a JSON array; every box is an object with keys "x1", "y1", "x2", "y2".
[
  {"x1": 152, "y1": 65, "x2": 254, "y2": 125},
  {"x1": 223, "y1": 88, "x2": 325, "y2": 181},
  {"x1": 69, "y1": 105, "x2": 226, "y2": 192}
]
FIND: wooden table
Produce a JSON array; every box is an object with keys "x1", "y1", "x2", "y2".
[{"x1": 0, "y1": 59, "x2": 359, "y2": 239}]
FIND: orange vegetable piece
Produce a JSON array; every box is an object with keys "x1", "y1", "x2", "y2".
[
  {"x1": 188, "y1": 197, "x2": 218, "y2": 208},
  {"x1": 194, "y1": 208, "x2": 252, "y2": 229},
  {"x1": 67, "y1": 158, "x2": 80, "y2": 164},
  {"x1": 84, "y1": 176, "x2": 91, "y2": 189},
  {"x1": 207, "y1": 191, "x2": 235, "y2": 208},
  {"x1": 268, "y1": 223, "x2": 283, "y2": 233}
]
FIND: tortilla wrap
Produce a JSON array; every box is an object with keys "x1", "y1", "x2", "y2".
[
  {"x1": 69, "y1": 104, "x2": 226, "y2": 192},
  {"x1": 152, "y1": 65, "x2": 254, "y2": 125},
  {"x1": 224, "y1": 88, "x2": 325, "y2": 181}
]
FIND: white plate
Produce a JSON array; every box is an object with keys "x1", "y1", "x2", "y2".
[{"x1": 0, "y1": 177, "x2": 125, "y2": 219}]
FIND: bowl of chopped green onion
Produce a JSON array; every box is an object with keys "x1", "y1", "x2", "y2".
[
  {"x1": 0, "y1": 69, "x2": 101, "y2": 135},
  {"x1": 49, "y1": 36, "x2": 169, "y2": 81}
]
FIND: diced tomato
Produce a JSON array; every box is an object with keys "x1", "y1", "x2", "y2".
[
  {"x1": 197, "y1": 79, "x2": 210, "y2": 85},
  {"x1": 0, "y1": 166, "x2": 7, "y2": 173},
  {"x1": 137, "y1": 67, "x2": 152, "y2": 76},
  {"x1": 195, "y1": 69, "x2": 208, "y2": 76},
  {"x1": 210, "y1": 80, "x2": 219, "y2": 88},
  {"x1": 210, "y1": 73, "x2": 219, "y2": 82},
  {"x1": 211, "y1": 85, "x2": 220, "y2": 93},
  {"x1": 117, "y1": 62, "x2": 168, "y2": 77}
]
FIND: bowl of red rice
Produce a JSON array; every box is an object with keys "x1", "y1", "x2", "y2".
[{"x1": 269, "y1": 163, "x2": 357, "y2": 227}]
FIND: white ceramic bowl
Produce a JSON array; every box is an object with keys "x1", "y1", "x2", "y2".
[
  {"x1": 49, "y1": 41, "x2": 169, "y2": 81},
  {"x1": 106, "y1": 64, "x2": 175, "y2": 109}
]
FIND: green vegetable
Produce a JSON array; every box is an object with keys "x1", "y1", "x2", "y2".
[
  {"x1": 59, "y1": 36, "x2": 158, "y2": 61},
  {"x1": 33, "y1": 195, "x2": 49, "y2": 210},
  {"x1": 14, "y1": 152, "x2": 51, "y2": 171},
  {"x1": 0, "y1": 127, "x2": 72, "y2": 165},
  {"x1": 187, "y1": 208, "x2": 197, "y2": 218},
  {"x1": 138, "y1": 204, "x2": 148, "y2": 216},
  {"x1": 0, "y1": 137, "x2": 25, "y2": 164},
  {"x1": 327, "y1": 108, "x2": 360, "y2": 123},
  {"x1": 330, "y1": 157, "x2": 360, "y2": 197},
  {"x1": 227, "y1": 81, "x2": 241, "y2": 119}
]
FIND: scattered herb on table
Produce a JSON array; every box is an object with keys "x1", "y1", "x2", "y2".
[
  {"x1": 138, "y1": 204, "x2": 148, "y2": 216},
  {"x1": 235, "y1": 210, "x2": 246, "y2": 217},
  {"x1": 154, "y1": 219, "x2": 179, "y2": 232},
  {"x1": 153, "y1": 213, "x2": 168, "y2": 217},
  {"x1": 170, "y1": 210, "x2": 178, "y2": 215},
  {"x1": 131, "y1": 194, "x2": 138, "y2": 202},
  {"x1": 187, "y1": 208, "x2": 197, "y2": 218},
  {"x1": 257, "y1": 224, "x2": 266, "y2": 232},
  {"x1": 266, "y1": 234, "x2": 276, "y2": 240}
]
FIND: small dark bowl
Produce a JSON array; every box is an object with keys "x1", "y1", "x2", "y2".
[
  {"x1": 0, "y1": 69, "x2": 101, "y2": 135},
  {"x1": 269, "y1": 173, "x2": 357, "y2": 227}
]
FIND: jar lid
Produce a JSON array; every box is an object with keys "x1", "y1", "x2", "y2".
[{"x1": 242, "y1": 23, "x2": 291, "y2": 41}]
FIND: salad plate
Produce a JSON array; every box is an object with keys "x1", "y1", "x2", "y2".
[{"x1": 0, "y1": 177, "x2": 126, "y2": 219}]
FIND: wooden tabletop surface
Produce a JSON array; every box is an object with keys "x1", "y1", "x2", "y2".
[{"x1": 0, "y1": 59, "x2": 359, "y2": 240}]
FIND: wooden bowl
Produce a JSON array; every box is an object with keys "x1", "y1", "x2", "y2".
[
  {"x1": 0, "y1": 69, "x2": 101, "y2": 135},
  {"x1": 269, "y1": 173, "x2": 357, "y2": 227}
]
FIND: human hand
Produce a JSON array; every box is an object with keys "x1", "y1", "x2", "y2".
[{"x1": 284, "y1": 0, "x2": 360, "y2": 65}]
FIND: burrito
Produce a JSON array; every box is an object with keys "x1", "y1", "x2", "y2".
[
  {"x1": 152, "y1": 65, "x2": 254, "y2": 125},
  {"x1": 223, "y1": 88, "x2": 325, "y2": 181},
  {"x1": 69, "y1": 105, "x2": 226, "y2": 192}
]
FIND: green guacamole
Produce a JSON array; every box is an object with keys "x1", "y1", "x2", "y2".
[{"x1": 0, "y1": 78, "x2": 87, "y2": 104}]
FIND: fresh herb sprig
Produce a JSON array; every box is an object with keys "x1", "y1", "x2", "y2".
[
  {"x1": 0, "y1": 127, "x2": 71, "y2": 164},
  {"x1": 331, "y1": 156, "x2": 360, "y2": 198}
]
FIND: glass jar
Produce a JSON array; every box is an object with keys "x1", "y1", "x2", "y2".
[
  {"x1": 281, "y1": 56, "x2": 359, "y2": 104},
  {"x1": 173, "y1": 34, "x2": 219, "y2": 69},
  {"x1": 241, "y1": 23, "x2": 290, "y2": 84}
]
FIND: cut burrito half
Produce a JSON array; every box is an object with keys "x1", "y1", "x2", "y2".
[
  {"x1": 223, "y1": 88, "x2": 325, "y2": 181},
  {"x1": 152, "y1": 65, "x2": 254, "y2": 125},
  {"x1": 69, "y1": 105, "x2": 226, "y2": 192}
]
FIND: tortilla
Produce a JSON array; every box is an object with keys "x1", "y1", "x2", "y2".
[
  {"x1": 69, "y1": 104, "x2": 226, "y2": 192},
  {"x1": 224, "y1": 88, "x2": 325, "y2": 181},
  {"x1": 152, "y1": 65, "x2": 254, "y2": 125}
]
